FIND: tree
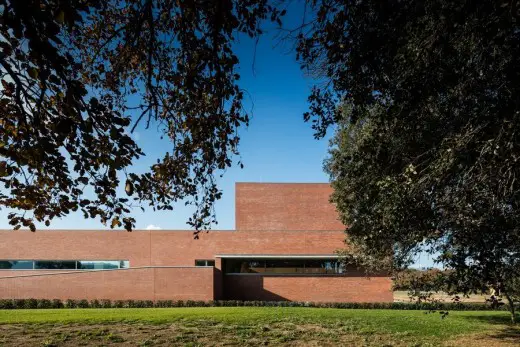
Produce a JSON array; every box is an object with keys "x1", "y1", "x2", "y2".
[
  {"x1": 0, "y1": 0, "x2": 283, "y2": 233},
  {"x1": 297, "y1": 0, "x2": 520, "y2": 322}
]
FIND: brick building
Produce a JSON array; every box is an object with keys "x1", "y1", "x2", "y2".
[{"x1": 0, "y1": 183, "x2": 393, "y2": 302}]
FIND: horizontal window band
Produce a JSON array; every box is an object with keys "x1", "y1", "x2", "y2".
[
  {"x1": 224, "y1": 273, "x2": 351, "y2": 277},
  {"x1": 0, "y1": 260, "x2": 129, "y2": 271}
]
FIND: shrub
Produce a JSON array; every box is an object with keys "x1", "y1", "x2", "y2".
[
  {"x1": 51, "y1": 299, "x2": 64, "y2": 308},
  {"x1": 155, "y1": 300, "x2": 173, "y2": 308},
  {"x1": 24, "y1": 299, "x2": 38, "y2": 309},
  {"x1": 113, "y1": 300, "x2": 124, "y2": 308},
  {"x1": 13, "y1": 299, "x2": 25, "y2": 309},
  {"x1": 0, "y1": 299, "x2": 14, "y2": 309},
  {"x1": 65, "y1": 299, "x2": 77, "y2": 308},
  {"x1": 1, "y1": 298, "x2": 518, "y2": 311},
  {"x1": 37, "y1": 299, "x2": 52, "y2": 309},
  {"x1": 77, "y1": 299, "x2": 90, "y2": 308}
]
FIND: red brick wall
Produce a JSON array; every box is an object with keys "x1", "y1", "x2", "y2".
[
  {"x1": 0, "y1": 182, "x2": 394, "y2": 302},
  {"x1": 0, "y1": 230, "x2": 355, "y2": 301},
  {"x1": 0, "y1": 231, "x2": 152, "y2": 267},
  {"x1": 0, "y1": 230, "x2": 346, "y2": 269},
  {"x1": 224, "y1": 275, "x2": 393, "y2": 303},
  {"x1": 0, "y1": 267, "x2": 214, "y2": 301},
  {"x1": 0, "y1": 228, "x2": 396, "y2": 303},
  {"x1": 235, "y1": 183, "x2": 345, "y2": 231}
]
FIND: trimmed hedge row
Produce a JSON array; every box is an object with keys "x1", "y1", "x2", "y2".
[{"x1": 0, "y1": 298, "x2": 516, "y2": 311}]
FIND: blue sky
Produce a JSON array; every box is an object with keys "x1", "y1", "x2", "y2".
[
  {"x1": 0, "y1": 8, "x2": 436, "y2": 268},
  {"x1": 0, "y1": 9, "x2": 332, "y2": 232}
]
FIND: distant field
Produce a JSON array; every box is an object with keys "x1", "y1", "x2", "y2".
[
  {"x1": 394, "y1": 291, "x2": 489, "y2": 303},
  {"x1": 0, "y1": 307, "x2": 518, "y2": 346}
]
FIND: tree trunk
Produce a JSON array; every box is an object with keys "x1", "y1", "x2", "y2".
[{"x1": 504, "y1": 293, "x2": 516, "y2": 324}]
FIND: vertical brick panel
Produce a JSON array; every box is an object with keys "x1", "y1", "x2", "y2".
[{"x1": 235, "y1": 183, "x2": 345, "y2": 231}]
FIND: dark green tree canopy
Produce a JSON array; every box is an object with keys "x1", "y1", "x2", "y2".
[
  {"x1": 0, "y1": 0, "x2": 283, "y2": 233},
  {"x1": 299, "y1": 0, "x2": 520, "y2": 308}
]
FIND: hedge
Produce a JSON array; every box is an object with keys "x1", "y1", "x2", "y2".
[{"x1": 0, "y1": 299, "x2": 516, "y2": 311}]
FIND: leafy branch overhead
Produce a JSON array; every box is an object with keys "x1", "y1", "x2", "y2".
[
  {"x1": 0, "y1": 0, "x2": 284, "y2": 233},
  {"x1": 301, "y1": 0, "x2": 520, "y2": 322}
]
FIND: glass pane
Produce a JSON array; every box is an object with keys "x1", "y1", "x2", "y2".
[
  {"x1": 224, "y1": 258, "x2": 344, "y2": 274},
  {"x1": 265, "y1": 259, "x2": 305, "y2": 273},
  {"x1": 120, "y1": 260, "x2": 130, "y2": 269},
  {"x1": 77, "y1": 261, "x2": 120, "y2": 270},
  {"x1": 304, "y1": 259, "x2": 343, "y2": 274},
  {"x1": 243, "y1": 260, "x2": 265, "y2": 273},
  {"x1": 195, "y1": 260, "x2": 207, "y2": 266},
  {"x1": 35, "y1": 260, "x2": 76, "y2": 270},
  {"x1": 224, "y1": 259, "x2": 265, "y2": 273},
  {"x1": 0, "y1": 260, "x2": 33, "y2": 269},
  {"x1": 206, "y1": 260, "x2": 215, "y2": 267}
]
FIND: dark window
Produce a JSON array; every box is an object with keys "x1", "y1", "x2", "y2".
[
  {"x1": 195, "y1": 260, "x2": 215, "y2": 267},
  {"x1": 266, "y1": 259, "x2": 305, "y2": 273},
  {"x1": 224, "y1": 259, "x2": 265, "y2": 273},
  {"x1": 34, "y1": 260, "x2": 76, "y2": 270},
  {"x1": 0, "y1": 260, "x2": 129, "y2": 270},
  {"x1": 224, "y1": 258, "x2": 344, "y2": 274},
  {"x1": 77, "y1": 261, "x2": 123, "y2": 270},
  {"x1": 304, "y1": 259, "x2": 343, "y2": 274},
  {"x1": 0, "y1": 260, "x2": 33, "y2": 269}
]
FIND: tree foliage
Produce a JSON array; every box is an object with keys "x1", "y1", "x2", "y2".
[
  {"x1": 0, "y1": 0, "x2": 283, "y2": 232},
  {"x1": 298, "y1": 0, "x2": 520, "y2": 320},
  {"x1": 393, "y1": 268, "x2": 450, "y2": 293}
]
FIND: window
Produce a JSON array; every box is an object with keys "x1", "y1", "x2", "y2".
[
  {"x1": 0, "y1": 260, "x2": 33, "y2": 270},
  {"x1": 0, "y1": 260, "x2": 129, "y2": 270},
  {"x1": 35, "y1": 260, "x2": 76, "y2": 270},
  {"x1": 266, "y1": 259, "x2": 305, "y2": 274},
  {"x1": 224, "y1": 258, "x2": 344, "y2": 275},
  {"x1": 224, "y1": 260, "x2": 265, "y2": 273},
  {"x1": 195, "y1": 260, "x2": 215, "y2": 267},
  {"x1": 77, "y1": 260, "x2": 128, "y2": 270},
  {"x1": 304, "y1": 259, "x2": 344, "y2": 274}
]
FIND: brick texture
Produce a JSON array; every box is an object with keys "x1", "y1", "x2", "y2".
[
  {"x1": 0, "y1": 183, "x2": 393, "y2": 303},
  {"x1": 235, "y1": 183, "x2": 345, "y2": 231},
  {"x1": 0, "y1": 229, "x2": 347, "y2": 268},
  {"x1": 0, "y1": 267, "x2": 213, "y2": 301},
  {"x1": 224, "y1": 275, "x2": 393, "y2": 302}
]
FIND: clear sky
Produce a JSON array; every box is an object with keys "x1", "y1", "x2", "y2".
[
  {"x1": 0, "y1": 8, "x2": 435, "y2": 268},
  {"x1": 0, "y1": 8, "x2": 332, "y2": 232}
]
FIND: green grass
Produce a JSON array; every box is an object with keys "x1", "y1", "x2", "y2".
[
  {"x1": 0, "y1": 308, "x2": 511, "y2": 337},
  {"x1": 0, "y1": 308, "x2": 517, "y2": 346}
]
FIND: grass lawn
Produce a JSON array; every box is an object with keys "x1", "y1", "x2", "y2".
[{"x1": 0, "y1": 307, "x2": 519, "y2": 346}]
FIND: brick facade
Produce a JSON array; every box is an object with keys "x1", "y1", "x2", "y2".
[
  {"x1": 236, "y1": 183, "x2": 345, "y2": 231},
  {"x1": 0, "y1": 183, "x2": 393, "y2": 302},
  {"x1": 0, "y1": 267, "x2": 214, "y2": 301},
  {"x1": 224, "y1": 275, "x2": 393, "y2": 302}
]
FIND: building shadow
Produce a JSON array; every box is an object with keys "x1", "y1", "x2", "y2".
[{"x1": 223, "y1": 275, "x2": 288, "y2": 301}]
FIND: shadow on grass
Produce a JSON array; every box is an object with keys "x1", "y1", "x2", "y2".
[
  {"x1": 459, "y1": 313, "x2": 520, "y2": 343},
  {"x1": 460, "y1": 313, "x2": 520, "y2": 326}
]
